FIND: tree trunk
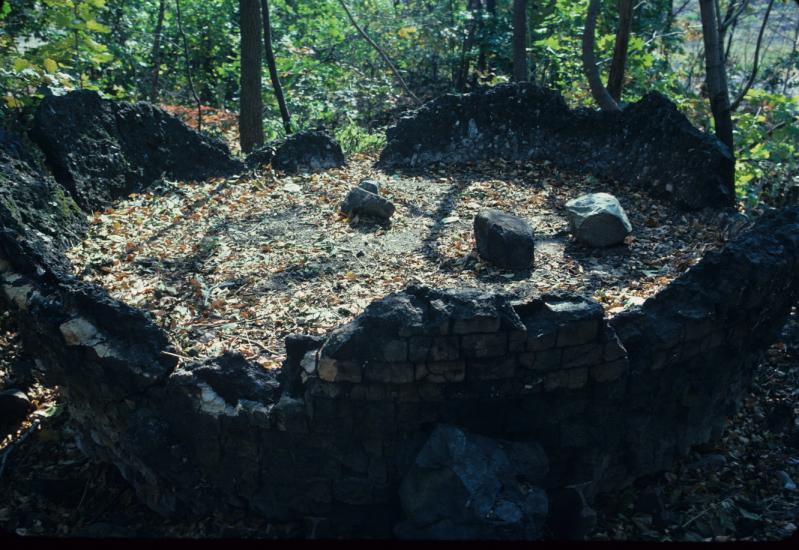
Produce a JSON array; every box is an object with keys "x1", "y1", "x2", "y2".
[
  {"x1": 582, "y1": 0, "x2": 620, "y2": 111},
  {"x1": 475, "y1": 0, "x2": 496, "y2": 85},
  {"x1": 260, "y1": 0, "x2": 292, "y2": 134},
  {"x1": 149, "y1": 0, "x2": 166, "y2": 103},
  {"x1": 175, "y1": 0, "x2": 202, "y2": 131},
  {"x1": 455, "y1": 0, "x2": 481, "y2": 92},
  {"x1": 699, "y1": 0, "x2": 734, "y2": 154},
  {"x1": 239, "y1": 0, "x2": 264, "y2": 153},
  {"x1": 512, "y1": 0, "x2": 527, "y2": 81},
  {"x1": 606, "y1": 0, "x2": 633, "y2": 102}
]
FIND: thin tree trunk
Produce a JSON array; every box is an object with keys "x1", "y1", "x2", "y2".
[
  {"x1": 783, "y1": 15, "x2": 799, "y2": 96},
  {"x1": 337, "y1": 0, "x2": 420, "y2": 104},
  {"x1": 699, "y1": 0, "x2": 734, "y2": 161},
  {"x1": 476, "y1": 0, "x2": 495, "y2": 84},
  {"x1": 456, "y1": 0, "x2": 480, "y2": 92},
  {"x1": 261, "y1": 0, "x2": 292, "y2": 134},
  {"x1": 150, "y1": 0, "x2": 166, "y2": 103},
  {"x1": 730, "y1": 0, "x2": 775, "y2": 112},
  {"x1": 724, "y1": 16, "x2": 737, "y2": 62},
  {"x1": 239, "y1": 0, "x2": 264, "y2": 152},
  {"x1": 175, "y1": 0, "x2": 202, "y2": 131},
  {"x1": 582, "y1": 0, "x2": 620, "y2": 111},
  {"x1": 607, "y1": 0, "x2": 633, "y2": 102},
  {"x1": 512, "y1": 0, "x2": 527, "y2": 81}
]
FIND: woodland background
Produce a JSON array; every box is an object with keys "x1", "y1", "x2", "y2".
[{"x1": 0, "y1": 0, "x2": 797, "y2": 208}]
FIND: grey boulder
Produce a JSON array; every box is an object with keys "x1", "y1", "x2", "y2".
[
  {"x1": 396, "y1": 424, "x2": 549, "y2": 540},
  {"x1": 565, "y1": 192, "x2": 632, "y2": 247},
  {"x1": 358, "y1": 179, "x2": 380, "y2": 195},
  {"x1": 474, "y1": 209, "x2": 535, "y2": 270},
  {"x1": 340, "y1": 187, "x2": 395, "y2": 221}
]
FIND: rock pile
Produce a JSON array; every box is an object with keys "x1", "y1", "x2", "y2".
[
  {"x1": 30, "y1": 90, "x2": 243, "y2": 210},
  {"x1": 247, "y1": 130, "x2": 346, "y2": 174}
]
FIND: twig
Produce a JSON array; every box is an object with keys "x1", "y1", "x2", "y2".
[
  {"x1": 681, "y1": 506, "x2": 711, "y2": 529},
  {"x1": 228, "y1": 334, "x2": 276, "y2": 355},
  {"x1": 161, "y1": 350, "x2": 193, "y2": 362}
]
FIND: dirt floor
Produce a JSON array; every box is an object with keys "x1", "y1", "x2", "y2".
[
  {"x1": 65, "y1": 154, "x2": 733, "y2": 368},
  {"x1": 2, "y1": 154, "x2": 796, "y2": 540}
]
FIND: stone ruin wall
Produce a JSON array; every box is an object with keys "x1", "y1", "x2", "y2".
[
  {"x1": 2, "y1": 207, "x2": 799, "y2": 536},
  {"x1": 378, "y1": 83, "x2": 735, "y2": 211},
  {"x1": 1, "y1": 87, "x2": 797, "y2": 537}
]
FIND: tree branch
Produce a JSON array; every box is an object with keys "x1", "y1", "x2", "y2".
[
  {"x1": 337, "y1": 0, "x2": 421, "y2": 104},
  {"x1": 582, "y1": 0, "x2": 620, "y2": 111},
  {"x1": 730, "y1": 0, "x2": 775, "y2": 112}
]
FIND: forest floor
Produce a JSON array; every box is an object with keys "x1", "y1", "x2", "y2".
[
  {"x1": 65, "y1": 154, "x2": 732, "y2": 368},
  {"x1": 2, "y1": 154, "x2": 796, "y2": 540}
]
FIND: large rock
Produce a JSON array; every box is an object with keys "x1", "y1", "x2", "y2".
[
  {"x1": 247, "y1": 130, "x2": 346, "y2": 174},
  {"x1": 340, "y1": 186, "x2": 395, "y2": 221},
  {"x1": 378, "y1": 83, "x2": 734, "y2": 211},
  {"x1": 0, "y1": 129, "x2": 85, "y2": 254},
  {"x1": 397, "y1": 424, "x2": 549, "y2": 540},
  {"x1": 474, "y1": 209, "x2": 535, "y2": 269},
  {"x1": 30, "y1": 91, "x2": 243, "y2": 210},
  {"x1": 565, "y1": 193, "x2": 632, "y2": 248},
  {"x1": 0, "y1": 389, "x2": 33, "y2": 431}
]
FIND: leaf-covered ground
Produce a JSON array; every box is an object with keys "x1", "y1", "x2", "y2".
[{"x1": 65, "y1": 154, "x2": 735, "y2": 368}]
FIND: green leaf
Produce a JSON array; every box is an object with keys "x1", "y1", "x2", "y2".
[
  {"x1": 13, "y1": 58, "x2": 31, "y2": 72},
  {"x1": 85, "y1": 19, "x2": 111, "y2": 33},
  {"x1": 43, "y1": 58, "x2": 59, "y2": 73}
]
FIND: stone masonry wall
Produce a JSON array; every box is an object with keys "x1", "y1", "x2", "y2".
[
  {"x1": 378, "y1": 83, "x2": 735, "y2": 211},
  {"x1": 2, "y1": 207, "x2": 799, "y2": 537}
]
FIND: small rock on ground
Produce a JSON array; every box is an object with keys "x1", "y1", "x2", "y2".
[{"x1": 565, "y1": 192, "x2": 632, "y2": 248}]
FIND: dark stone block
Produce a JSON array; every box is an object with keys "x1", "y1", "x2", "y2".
[
  {"x1": 461, "y1": 332, "x2": 508, "y2": 358},
  {"x1": 473, "y1": 209, "x2": 535, "y2": 270},
  {"x1": 363, "y1": 362, "x2": 414, "y2": 384},
  {"x1": 467, "y1": 356, "x2": 516, "y2": 381}
]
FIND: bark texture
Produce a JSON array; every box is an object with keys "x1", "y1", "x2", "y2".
[
  {"x1": 261, "y1": 0, "x2": 292, "y2": 134},
  {"x1": 606, "y1": 0, "x2": 633, "y2": 102},
  {"x1": 699, "y1": 0, "x2": 734, "y2": 159},
  {"x1": 582, "y1": 0, "x2": 620, "y2": 111},
  {"x1": 512, "y1": 0, "x2": 528, "y2": 82},
  {"x1": 239, "y1": 0, "x2": 265, "y2": 153}
]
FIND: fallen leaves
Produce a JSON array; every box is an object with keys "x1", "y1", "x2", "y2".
[{"x1": 65, "y1": 155, "x2": 730, "y2": 367}]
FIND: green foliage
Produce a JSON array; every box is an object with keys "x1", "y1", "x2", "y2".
[
  {"x1": 1, "y1": 0, "x2": 797, "y2": 209},
  {"x1": 734, "y1": 89, "x2": 799, "y2": 209}
]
